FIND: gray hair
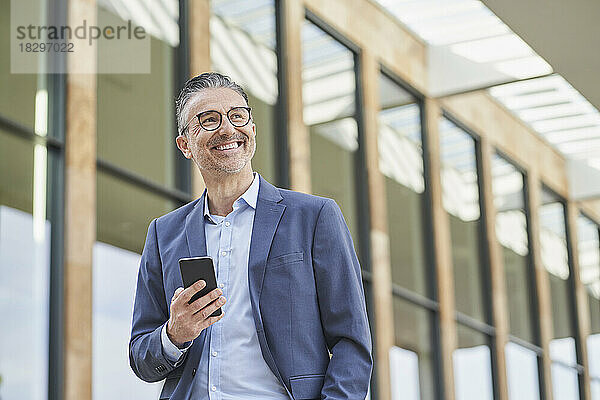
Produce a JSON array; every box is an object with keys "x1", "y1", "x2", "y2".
[{"x1": 175, "y1": 72, "x2": 250, "y2": 136}]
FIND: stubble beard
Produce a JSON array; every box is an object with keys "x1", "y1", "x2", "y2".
[{"x1": 194, "y1": 138, "x2": 256, "y2": 176}]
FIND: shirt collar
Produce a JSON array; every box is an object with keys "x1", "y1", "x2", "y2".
[{"x1": 203, "y1": 172, "x2": 259, "y2": 219}]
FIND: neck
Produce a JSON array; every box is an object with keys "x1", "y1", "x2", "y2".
[{"x1": 202, "y1": 164, "x2": 254, "y2": 216}]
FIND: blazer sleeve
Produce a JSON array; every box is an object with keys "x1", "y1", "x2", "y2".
[
  {"x1": 129, "y1": 218, "x2": 186, "y2": 382},
  {"x1": 312, "y1": 199, "x2": 373, "y2": 399}
]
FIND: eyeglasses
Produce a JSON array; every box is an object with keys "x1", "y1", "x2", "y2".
[{"x1": 180, "y1": 106, "x2": 252, "y2": 135}]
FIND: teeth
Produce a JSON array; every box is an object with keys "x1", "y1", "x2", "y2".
[{"x1": 216, "y1": 142, "x2": 239, "y2": 151}]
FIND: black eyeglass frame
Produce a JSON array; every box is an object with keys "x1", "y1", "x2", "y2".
[{"x1": 180, "y1": 106, "x2": 252, "y2": 135}]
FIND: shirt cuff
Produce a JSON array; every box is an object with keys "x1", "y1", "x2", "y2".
[{"x1": 161, "y1": 323, "x2": 192, "y2": 365}]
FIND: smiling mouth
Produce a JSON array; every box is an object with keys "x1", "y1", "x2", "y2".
[{"x1": 212, "y1": 141, "x2": 244, "y2": 151}]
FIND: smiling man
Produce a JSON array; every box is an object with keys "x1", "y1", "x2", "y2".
[{"x1": 128, "y1": 72, "x2": 372, "y2": 400}]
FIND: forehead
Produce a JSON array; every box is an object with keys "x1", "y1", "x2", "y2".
[{"x1": 185, "y1": 88, "x2": 247, "y2": 116}]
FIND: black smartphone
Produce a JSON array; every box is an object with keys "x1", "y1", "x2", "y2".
[{"x1": 178, "y1": 256, "x2": 222, "y2": 316}]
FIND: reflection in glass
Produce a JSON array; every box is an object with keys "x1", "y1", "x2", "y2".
[
  {"x1": 390, "y1": 346, "x2": 421, "y2": 400},
  {"x1": 491, "y1": 154, "x2": 535, "y2": 343},
  {"x1": 302, "y1": 20, "x2": 359, "y2": 245},
  {"x1": 439, "y1": 118, "x2": 486, "y2": 322},
  {"x1": 453, "y1": 324, "x2": 494, "y2": 400},
  {"x1": 97, "y1": 172, "x2": 176, "y2": 254},
  {"x1": 591, "y1": 334, "x2": 600, "y2": 384},
  {"x1": 505, "y1": 342, "x2": 540, "y2": 400},
  {"x1": 0, "y1": 131, "x2": 50, "y2": 399},
  {"x1": 578, "y1": 214, "x2": 600, "y2": 381},
  {"x1": 539, "y1": 190, "x2": 577, "y2": 362},
  {"x1": 0, "y1": 0, "x2": 44, "y2": 129},
  {"x1": 540, "y1": 189, "x2": 581, "y2": 395},
  {"x1": 551, "y1": 362, "x2": 580, "y2": 400},
  {"x1": 92, "y1": 242, "x2": 162, "y2": 399},
  {"x1": 97, "y1": 2, "x2": 179, "y2": 188},
  {"x1": 378, "y1": 73, "x2": 428, "y2": 296},
  {"x1": 211, "y1": 0, "x2": 278, "y2": 182},
  {"x1": 392, "y1": 298, "x2": 435, "y2": 400},
  {"x1": 592, "y1": 379, "x2": 600, "y2": 400}
]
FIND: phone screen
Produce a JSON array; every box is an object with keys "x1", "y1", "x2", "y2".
[{"x1": 178, "y1": 256, "x2": 221, "y2": 316}]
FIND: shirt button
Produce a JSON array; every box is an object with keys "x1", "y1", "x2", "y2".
[
  {"x1": 211, "y1": 386, "x2": 217, "y2": 392},
  {"x1": 221, "y1": 251, "x2": 226, "y2": 256},
  {"x1": 219, "y1": 283, "x2": 224, "y2": 288},
  {"x1": 212, "y1": 351, "x2": 218, "y2": 357},
  {"x1": 224, "y1": 221, "x2": 230, "y2": 227},
  {"x1": 192, "y1": 368, "x2": 196, "y2": 376}
]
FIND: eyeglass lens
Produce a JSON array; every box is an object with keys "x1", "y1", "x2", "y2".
[{"x1": 198, "y1": 107, "x2": 250, "y2": 131}]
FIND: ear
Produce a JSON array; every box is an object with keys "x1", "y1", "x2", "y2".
[{"x1": 176, "y1": 134, "x2": 193, "y2": 159}]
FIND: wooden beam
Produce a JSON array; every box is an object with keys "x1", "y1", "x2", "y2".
[
  {"x1": 285, "y1": 0, "x2": 311, "y2": 193},
  {"x1": 424, "y1": 98, "x2": 457, "y2": 400},
  {"x1": 188, "y1": 0, "x2": 210, "y2": 198},
  {"x1": 566, "y1": 201, "x2": 592, "y2": 400},
  {"x1": 360, "y1": 49, "x2": 395, "y2": 400},
  {"x1": 526, "y1": 169, "x2": 555, "y2": 400},
  {"x1": 479, "y1": 137, "x2": 510, "y2": 400},
  {"x1": 64, "y1": 0, "x2": 97, "y2": 398}
]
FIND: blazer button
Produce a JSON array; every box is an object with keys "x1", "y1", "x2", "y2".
[{"x1": 192, "y1": 368, "x2": 196, "y2": 377}]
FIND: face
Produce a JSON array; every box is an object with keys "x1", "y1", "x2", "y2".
[{"x1": 176, "y1": 88, "x2": 256, "y2": 177}]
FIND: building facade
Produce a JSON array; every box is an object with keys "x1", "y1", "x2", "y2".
[{"x1": 0, "y1": 0, "x2": 599, "y2": 399}]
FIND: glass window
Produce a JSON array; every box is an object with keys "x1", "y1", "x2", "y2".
[
  {"x1": 92, "y1": 242, "x2": 162, "y2": 399},
  {"x1": 577, "y1": 214, "x2": 600, "y2": 384},
  {"x1": 97, "y1": 172, "x2": 177, "y2": 255},
  {"x1": 539, "y1": 188, "x2": 581, "y2": 398},
  {"x1": 0, "y1": 129, "x2": 51, "y2": 398},
  {"x1": 505, "y1": 342, "x2": 540, "y2": 400},
  {"x1": 94, "y1": 172, "x2": 178, "y2": 397},
  {"x1": 491, "y1": 154, "x2": 536, "y2": 343},
  {"x1": 453, "y1": 323, "x2": 494, "y2": 400},
  {"x1": 96, "y1": 2, "x2": 180, "y2": 189},
  {"x1": 439, "y1": 117, "x2": 486, "y2": 322},
  {"x1": 210, "y1": 0, "x2": 278, "y2": 183},
  {"x1": 391, "y1": 297, "x2": 435, "y2": 400},
  {"x1": 0, "y1": 0, "x2": 42, "y2": 129},
  {"x1": 551, "y1": 362, "x2": 580, "y2": 400},
  {"x1": 378, "y1": 73, "x2": 428, "y2": 296},
  {"x1": 302, "y1": 20, "x2": 360, "y2": 247}
]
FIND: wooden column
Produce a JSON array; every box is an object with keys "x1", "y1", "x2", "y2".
[
  {"x1": 424, "y1": 98, "x2": 457, "y2": 400},
  {"x1": 479, "y1": 138, "x2": 510, "y2": 400},
  {"x1": 188, "y1": 0, "x2": 210, "y2": 198},
  {"x1": 566, "y1": 202, "x2": 592, "y2": 400},
  {"x1": 283, "y1": 0, "x2": 311, "y2": 193},
  {"x1": 64, "y1": 0, "x2": 97, "y2": 399},
  {"x1": 359, "y1": 49, "x2": 395, "y2": 400},
  {"x1": 526, "y1": 170, "x2": 555, "y2": 400}
]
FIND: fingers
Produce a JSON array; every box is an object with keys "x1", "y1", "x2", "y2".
[
  {"x1": 196, "y1": 312, "x2": 225, "y2": 332},
  {"x1": 190, "y1": 288, "x2": 225, "y2": 315},
  {"x1": 179, "y1": 280, "x2": 206, "y2": 304},
  {"x1": 171, "y1": 287, "x2": 184, "y2": 303}
]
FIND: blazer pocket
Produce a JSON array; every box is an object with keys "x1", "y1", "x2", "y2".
[
  {"x1": 267, "y1": 251, "x2": 304, "y2": 269},
  {"x1": 289, "y1": 374, "x2": 325, "y2": 400}
]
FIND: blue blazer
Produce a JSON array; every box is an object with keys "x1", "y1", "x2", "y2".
[{"x1": 129, "y1": 175, "x2": 372, "y2": 400}]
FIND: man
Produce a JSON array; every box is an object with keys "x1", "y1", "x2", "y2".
[{"x1": 129, "y1": 72, "x2": 372, "y2": 400}]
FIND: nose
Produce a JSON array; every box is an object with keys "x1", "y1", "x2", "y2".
[{"x1": 218, "y1": 115, "x2": 237, "y2": 134}]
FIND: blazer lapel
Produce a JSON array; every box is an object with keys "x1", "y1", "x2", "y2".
[
  {"x1": 247, "y1": 175, "x2": 285, "y2": 323},
  {"x1": 184, "y1": 191, "x2": 208, "y2": 258}
]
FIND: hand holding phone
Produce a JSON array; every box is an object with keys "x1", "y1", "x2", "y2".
[{"x1": 165, "y1": 257, "x2": 226, "y2": 347}]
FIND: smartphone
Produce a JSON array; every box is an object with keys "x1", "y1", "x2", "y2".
[{"x1": 178, "y1": 256, "x2": 222, "y2": 316}]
